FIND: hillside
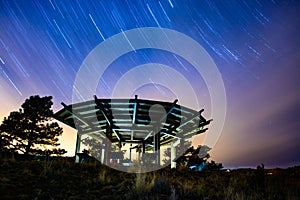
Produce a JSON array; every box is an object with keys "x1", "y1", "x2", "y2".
[{"x1": 0, "y1": 157, "x2": 299, "y2": 200}]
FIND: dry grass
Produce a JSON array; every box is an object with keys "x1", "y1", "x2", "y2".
[{"x1": 0, "y1": 158, "x2": 299, "y2": 199}]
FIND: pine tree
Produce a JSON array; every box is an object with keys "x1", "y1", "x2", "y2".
[{"x1": 0, "y1": 95, "x2": 66, "y2": 157}]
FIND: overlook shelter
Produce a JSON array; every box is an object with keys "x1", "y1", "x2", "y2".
[{"x1": 55, "y1": 95, "x2": 211, "y2": 168}]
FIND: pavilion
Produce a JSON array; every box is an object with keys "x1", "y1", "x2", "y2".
[{"x1": 55, "y1": 95, "x2": 211, "y2": 168}]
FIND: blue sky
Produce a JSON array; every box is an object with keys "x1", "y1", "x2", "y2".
[{"x1": 1, "y1": 0, "x2": 300, "y2": 168}]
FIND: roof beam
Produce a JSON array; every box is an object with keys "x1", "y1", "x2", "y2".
[
  {"x1": 112, "y1": 129, "x2": 121, "y2": 141},
  {"x1": 159, "y1": 99, "x2": 178, "y2": 122},
  {"x1": 161, "y1": 132, "x2": 181, "y2": 139},
  {"x1": 93, "y1": 95, "x2": 111, "y2": 126},
  {"x1": 144, "y1": 130, "x2": 153, "y2": 140},
  {"x1": 61, "y1": 102, "x2": 89, "y2": 127},
  {"x1": 175, "y1": 114, "x2": 199, "y2": 130}
]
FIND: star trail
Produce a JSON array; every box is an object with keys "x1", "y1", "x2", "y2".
[{"x1": 1, "y1": 0, "x2": 300, "y2": 168}]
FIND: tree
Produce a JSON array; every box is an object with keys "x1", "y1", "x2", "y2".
[
  {"x1": 81, "y1": 136, "x2": 103, "y2": 160},
  {"x1": 163, "y1": 143, "x2": 223, "y2": 171},
  {"x1": 0, "y1": 130, "x2": 10, "y2": 151},
  {"x1": 0, "y1": 111, "x2": 25, "y2": 152},
  {"x1": 206, "y1": 160, "x2": 223, "y2": 170},
  {"x1": 163, "y1": 140, "x2": 192, "y2": 166},
  {"x1": 81, "y1": 136, "x2": 125, "y2": 163},
  {"x1": 176, "y1": 145, "x2": 211, "y2": 168},
  {"x1": 0, "y1": 95, "x2": 66, "y2": 157}
]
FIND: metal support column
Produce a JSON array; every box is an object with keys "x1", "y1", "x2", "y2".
[
  {"x1": 142, "y1": 142, "x2": 146, "y2": 153},
  {"x1": 154, "y1": 131, "x2": 160, "y2": 165},
  {"x1": 105, "y1": 127, "x2": 112, "y2": 165},
  {"x1": 171, "y1": 141, "x2": 176, "y2": 168},
  {"x1": 101, "y1": 143, "x2": 105, "y2": 164},
  {"x1": 75, "y1": 133, "x2": 81, "y2": 163}
]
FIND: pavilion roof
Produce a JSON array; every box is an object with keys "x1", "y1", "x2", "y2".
[{"x1": 55, "y1": 96, "x2": 211, "y2": 149}]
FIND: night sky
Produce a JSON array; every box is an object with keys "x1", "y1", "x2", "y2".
[{"x1": 1, "y1": 0, "x2": 300, "y2": 168}]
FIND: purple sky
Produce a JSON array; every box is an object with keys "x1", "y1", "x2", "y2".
[{"x1": 0, "y1": 0, "x2": 300, "y2": 168}]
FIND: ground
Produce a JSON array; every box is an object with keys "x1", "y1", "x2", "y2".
[{"x1": 0, "y1": 157, "x2": 299, "y2": 200}]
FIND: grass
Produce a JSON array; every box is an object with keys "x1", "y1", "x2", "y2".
[{"x1": 0, "y1": 158, "x2": 299, "y2": 199}]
